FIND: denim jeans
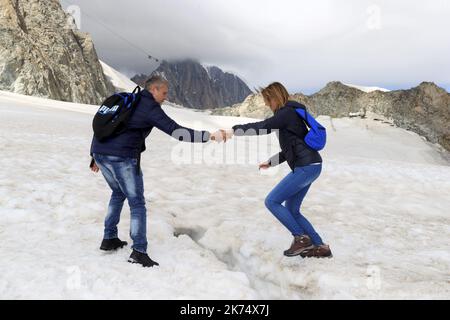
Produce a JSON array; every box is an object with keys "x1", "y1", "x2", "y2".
[
  {"x1": 93, "y1": 153, "x2": 147, "y2": 253},
  {"x1": 264, "y1": 164, "x2": 324, "y2": 246}
]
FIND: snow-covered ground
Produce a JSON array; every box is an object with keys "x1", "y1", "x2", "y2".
[{"x1": 0, "y1": 88, "x2": 449, "y2": 299}]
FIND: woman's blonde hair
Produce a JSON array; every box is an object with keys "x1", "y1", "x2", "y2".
[{"x1": 260, "y1": 82, "x2": 290, "y2": 112}]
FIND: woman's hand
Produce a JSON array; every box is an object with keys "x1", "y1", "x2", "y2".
[
  {"x1": 223, "y1": 129, "x2": 234, "y2": 141},
  {"x1": 210, "y1": 130, "x2": 225, "y2": 142},
  {"x1": 258, "y1": 161, "x2": 271, "y2": 170}
]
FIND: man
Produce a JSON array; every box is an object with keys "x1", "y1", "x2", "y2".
[{"x1": 90, "y1": 75, "x2": 226, "y2": 267}]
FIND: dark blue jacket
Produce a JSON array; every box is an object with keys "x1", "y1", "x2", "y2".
[
  {"x1": 232, "y1": 101, "x2": 322, "y2": 170},
  {"x1": 90, "y1": 90, "x2": 210, "y2": 159}
]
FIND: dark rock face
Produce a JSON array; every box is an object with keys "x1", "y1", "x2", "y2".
[
  {"x1": 131, "y1": 59, "x2": 252, "y2": 109},
  {"x1": 0, "y1": 0, "x2": 114, "y2": 104},
  {"x1": 129, "y1": 73, "x2": 147, "y2": 88},
  {"x1": 214, "y1": 81, "x2": 450, "y2": 152}
]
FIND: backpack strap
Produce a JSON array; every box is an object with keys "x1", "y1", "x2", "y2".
[
  {"x1": 132, "y1": 85, "x2": 141, "y2": 94},
  {"x1": 293, "y1": 105, "x2": 311, "y2": 128},
  {"x1": 281, "y1": 106, "x2": 309, "y2": 143}
]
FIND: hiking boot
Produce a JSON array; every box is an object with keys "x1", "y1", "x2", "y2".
[
  {"x1": 128, "y1": 250, "x2": 159, "y2": 267},
  {"x1": 300, "y1": 244, "x2": 333, "y2": 258},
  {"x1": 283, "y1": 235, "x2": 314, "y2": 257},
  {"x1": 100, "y1": 238, "x2": 128, "y2": 251}
]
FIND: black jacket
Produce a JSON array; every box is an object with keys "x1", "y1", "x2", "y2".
[
  {"x1": 232, "y1": 101, "x2": 322, "y2": 170},
  {"x1": 91, "y1": 90, "x2": 210, "y2": 158}
]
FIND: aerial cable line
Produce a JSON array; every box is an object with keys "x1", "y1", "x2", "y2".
[{"x1": 60, "y1": 0, "x2": 160, "y2": 63}]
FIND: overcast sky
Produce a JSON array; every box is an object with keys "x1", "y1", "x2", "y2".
[{"x1": 61, "y1": 0, "x2": 450, "y2": 94}]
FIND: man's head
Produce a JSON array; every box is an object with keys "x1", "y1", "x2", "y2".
[{"x1": 144, "y1": 75, "x2": 169, "y2": 104}]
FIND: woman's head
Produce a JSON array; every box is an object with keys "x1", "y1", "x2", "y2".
[{"x1": 260, "y1": 82, "x2": 290, "y2": 113}]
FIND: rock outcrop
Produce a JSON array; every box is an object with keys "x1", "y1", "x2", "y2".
[
  {"x1": 213, "y1": 81, "x2": 450, "y2": 152},
  {"x1": 0, "y1": 0, "x2": 114, "y2": 104}
]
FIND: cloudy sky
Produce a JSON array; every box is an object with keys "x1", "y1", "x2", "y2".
[{"x1": 61, "y1": 0, "x2": 450, "y2": 94}]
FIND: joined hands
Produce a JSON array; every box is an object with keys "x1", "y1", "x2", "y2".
[{"x1": 210, "y1": 129, "x2": 233, "y2": 143}]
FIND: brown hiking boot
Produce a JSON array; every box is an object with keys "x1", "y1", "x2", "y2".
[
  {"x1": 283, "y1": 235, "x2": 313, "y2": 257},
  {"x1": 300, "y1": 244, "x2": 333, "y2": 258}
]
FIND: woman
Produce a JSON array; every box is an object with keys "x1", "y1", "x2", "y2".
[{"x1": 226, "y1": 82, "x2": 332, "y2": 258}]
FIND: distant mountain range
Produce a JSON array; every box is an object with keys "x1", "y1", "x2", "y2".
[
  {"x1": 213, "y1": 81, "x2": 450, "y2": 152},
  {"x1": 131, "y1": 59, "x2": 252, "y2": 109}
]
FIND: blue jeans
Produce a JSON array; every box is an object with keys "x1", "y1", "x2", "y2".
[
  {"x1": 93, "y1": 153, "x2": 147, "y2": 253},
  {"x1": 265, "y1": 164, "x2": 324, "y2": 246}
]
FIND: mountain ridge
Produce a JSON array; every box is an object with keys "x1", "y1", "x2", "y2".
[
  {"x1": 213, "y1": 81, "x2": 450, "y2": 152},
  {"x1": 131, "y1": 59, "x2": 252, "y2": 109}
]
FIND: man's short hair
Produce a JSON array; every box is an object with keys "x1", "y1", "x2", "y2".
[{"x1": 144, "y1": 75, "x2": 169, "y2": 90}]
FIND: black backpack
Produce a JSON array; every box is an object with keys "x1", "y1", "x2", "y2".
[{"x1": 92, "y1": 86, "x2": 142, "y2": 141}]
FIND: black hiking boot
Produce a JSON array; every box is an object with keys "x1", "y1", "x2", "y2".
[
  {"x1": 100, "y1": 238, "x2": 128, "y2": 251},
  {"x1": 128, "y1": 249, "x2": 159, "y2": 267}
]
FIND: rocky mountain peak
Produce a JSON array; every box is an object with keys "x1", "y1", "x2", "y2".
[
  {"x1": 131, "y1": 59, "x2": 252, "y2": 109},
  {"x1": 414, "y1": 82, "x2": 448, "y2": 97},
  {"x1": 0, "y1": 0, "x2": 114, "y2": 104},
  {"x1": 318, "y1": 81, "x2": 366, "y2": 95}
]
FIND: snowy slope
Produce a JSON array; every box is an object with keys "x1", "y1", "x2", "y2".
[
  {"x1": 344, "y1": 83, "x2": 390, "y2": 93},
  {"x1": 100, "y1": 61, "x2": 184, "y2": 109},
  {"x1": 0, "y1": 89, "x2": 449, "y2": 299},
  {"x1": 100, "y1": 60, "x2": 139, "y2": 92}
]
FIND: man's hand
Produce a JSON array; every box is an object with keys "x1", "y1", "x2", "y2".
[
  {"x1": 90, "y1": 158, "x2": 99, "y2": 173},
  {"x1": 91, "y1": 162, "x2": 99, "y2": 173},
  {"x1": 259, "y1": 161, "x2": 271, "y2": 170}
]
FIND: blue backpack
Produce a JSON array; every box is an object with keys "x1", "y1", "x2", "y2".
[{"x1": 294, "y1": 106, "x2": 327, "y2": 151}]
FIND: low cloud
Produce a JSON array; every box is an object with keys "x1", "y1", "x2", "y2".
[{"x1": 62, "y1": 0, "x2": 450, "y2": 93}]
